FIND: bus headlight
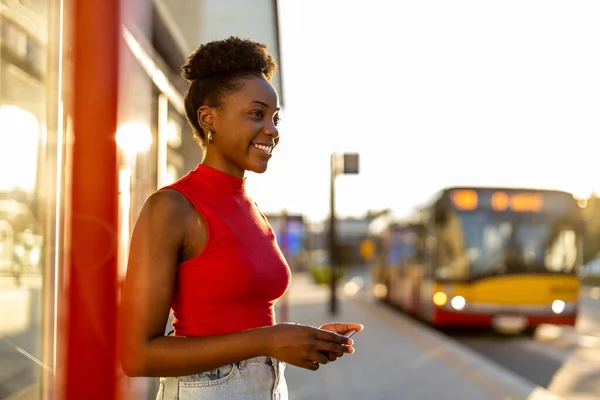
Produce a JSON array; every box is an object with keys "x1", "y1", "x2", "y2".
[
  {"x1": 551, "y1": 300, "x2": 566, "y2": 314},
  {"x1": 433, "y1": 292, "x2": 448, "y2": 306},
  {"x1": 451, "y1": 296, "x2": 466, "y2": 311}
]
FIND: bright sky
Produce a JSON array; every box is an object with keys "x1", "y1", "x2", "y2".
[{"x1": 246, "y1": 0, "x2": 600, "y2": 222}]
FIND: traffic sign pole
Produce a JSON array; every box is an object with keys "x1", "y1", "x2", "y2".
[
  {"x1": 280, "y1": 210, "x2": 289, "y2": 322},
  {"x1": 329, "y1": 152, "x2": 359, "y2": 316}
]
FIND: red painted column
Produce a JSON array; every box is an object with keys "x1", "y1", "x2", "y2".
[{"x1": 64, "y1": 0, "x2": 120, "y2": 398}]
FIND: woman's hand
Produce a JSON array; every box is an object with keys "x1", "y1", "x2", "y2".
[
  {"x1": 318, "y1": 322, "x2": 364, "y2": 361},
  {"x1": 265, "y1": 323, "x2": 354, "y2": 371},
  {"x1": 319, "y1": 322, "x2": 364, "y2": 337}
]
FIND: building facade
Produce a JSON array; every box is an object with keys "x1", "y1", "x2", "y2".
[{"x1": 0, "y1": 0, "x2": 282, "y2": 398}]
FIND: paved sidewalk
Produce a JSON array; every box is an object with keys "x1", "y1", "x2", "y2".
[
  {"x1": 535, "y1": 286, "x2": 600, "y2": 400},
  {"x1": 283, "y1": 273, "x2": 562, "y2": 400},
  {"x1": 546, "y1": 346, "x2": 600, "y2": 400}
]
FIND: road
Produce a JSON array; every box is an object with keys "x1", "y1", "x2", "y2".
[
  {"x1": 344, "y1": 268, "x2": 600, "y2": 397},
  {"x1": 577, "y1": 286, "x2": 600, "y2": 334},
  {"x1": 449, "y1": 286, "x2": 600, "y2": 394},
  {"x1": 451, "y1": 331, "x2": 570, "y2": 388}
]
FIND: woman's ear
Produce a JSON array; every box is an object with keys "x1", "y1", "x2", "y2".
[{"x1": 197, "y1": 105, "x2": 213, "y2": 131}]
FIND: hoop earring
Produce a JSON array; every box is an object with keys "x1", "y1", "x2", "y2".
[{"x1": 207, "y1": 130, "x2": 214, "y2": 144}]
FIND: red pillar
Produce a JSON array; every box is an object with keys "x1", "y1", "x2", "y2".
[{"x1": 64, "y1": 0, "x2": 120, "y2": 398}]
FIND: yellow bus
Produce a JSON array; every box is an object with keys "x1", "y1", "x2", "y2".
[{"x1": 371, "y1": 187, "x2": 584, "y2": 332}]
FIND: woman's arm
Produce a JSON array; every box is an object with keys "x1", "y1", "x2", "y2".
[{"x1": 118, "y1": 190, "x2": 352, "y2": 377}]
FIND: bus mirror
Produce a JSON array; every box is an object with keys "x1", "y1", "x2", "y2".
[{"x1": 434, "y1": 205, "x2": 448, "y2": 226}]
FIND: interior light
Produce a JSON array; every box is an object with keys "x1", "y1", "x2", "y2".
[
  {"x1": 116, "y1": 122, "x2": 152, "y2": 154},
  {"x1": 0, "y1": 105, "x2": 39, "y2": 192}
]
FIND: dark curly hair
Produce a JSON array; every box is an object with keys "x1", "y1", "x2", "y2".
[{"x1": 181, "y1": 36, "x2": 278, "y2": 145}]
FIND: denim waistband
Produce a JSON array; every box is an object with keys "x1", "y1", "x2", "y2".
[{"x1": 237, "y1": 356, "x2": 275, "y2": 369}]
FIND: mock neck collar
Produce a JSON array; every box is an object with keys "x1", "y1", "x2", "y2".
[{"x1": 194, "y1": 164, "x2": 246, "y2": 193}]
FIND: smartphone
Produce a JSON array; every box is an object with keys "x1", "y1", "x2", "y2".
[{"x1": 344, "y1": 329, "x2": 357, "y2": 338}]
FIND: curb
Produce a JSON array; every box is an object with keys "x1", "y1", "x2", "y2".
[
  {"x1": 356, "y1": 298, "x2": 566, "y2": 400},
  {"x1": 526, "y1": 387, "x2": 565, "y2": 400},
  {"x1": 535, "y1": 324, "x2": 600, "y2": 348}
]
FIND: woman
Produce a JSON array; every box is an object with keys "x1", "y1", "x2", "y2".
[{"x1": 118, "y1": 37, "x2": 363, "y2": 400}]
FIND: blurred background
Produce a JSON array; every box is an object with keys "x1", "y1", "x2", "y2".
[{"x1": 0, "y1": 0, "x2": 599, "y2": 399}]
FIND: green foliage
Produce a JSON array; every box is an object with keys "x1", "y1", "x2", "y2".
[
  {"x1": 581, "y1": 275, "x2": 600, "y2": 287},
  {"x1": 582, "y1": 193, "x2": 600, "y2": 264},
  {"x1": 309, "y1": 264, "x2": 345, "y2": 284}
]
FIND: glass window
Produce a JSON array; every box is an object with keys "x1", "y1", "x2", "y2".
[
  {"x1": 438, "y1": 210, "x2": 583, "y2": 280},
  {"x1": 0, "y1": 1, "x2": 60, "y2": 398},
  {"x1": 545, "y1": 229, "x2": 578, "y2": 273}
]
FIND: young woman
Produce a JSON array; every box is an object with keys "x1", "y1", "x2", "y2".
[{"x1": 118, "y1": 37, "x2": 363, "y2": 399}]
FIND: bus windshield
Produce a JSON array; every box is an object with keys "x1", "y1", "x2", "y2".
[{"x1": 436, "y1": 210, "x2": 581, "y2": 280}]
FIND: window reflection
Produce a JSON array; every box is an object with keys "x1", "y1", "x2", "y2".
[
  {"x1": 436, "y1": 210, "x2": 582, "y2": 280},
  {"x1": 0, "y1": 0, "x2": 51, "y2": 398},
  {"x1": 546, "y1": 229, "x2": 578, "y2": 273}
]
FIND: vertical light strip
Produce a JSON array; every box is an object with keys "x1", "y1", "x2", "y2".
[
  {"x1": 157, "y1": 94, "x2": 169, "y2": 189},
  {"x1": 52, "y1": 0, "x2": 65, "y2": 379}
]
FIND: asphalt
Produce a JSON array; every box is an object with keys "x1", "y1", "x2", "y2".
[{"x1": 282, "y1": 273, "x2": 564, "y2": 400}]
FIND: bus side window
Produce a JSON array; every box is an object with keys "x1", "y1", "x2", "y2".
[
  {"x1": 423, "y1": 230, "x2": 438, "y2": 278},
  {"x1": 415, "y1": 233, "x2": 426, "y2": 263}
]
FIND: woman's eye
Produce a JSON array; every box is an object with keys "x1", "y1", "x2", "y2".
[
  {"x1": 251, "y1": 110, "x2": 264, "y2": 118},
  {"x1": 274, "y1": 114, "x2": 281, "y2": 126}
]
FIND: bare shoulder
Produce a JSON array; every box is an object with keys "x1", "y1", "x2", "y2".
[
  {"x1": 142, "y1": 188, "x2": 198, "y2": 223},
  {"x1": 133, "y1": 189, "x2": 208, "y2": 263},
  {"x1": 129, "y1": 189, "x2": 195, "y2": 253},
  {"x1": 124, "y1": 189, "x2": 201, "y2": 295},
  {"x1": 145, "y1": 188, "x2": 194, "y2": 215}
]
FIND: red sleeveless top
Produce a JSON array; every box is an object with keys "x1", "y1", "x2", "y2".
[{"x1": 161, "y1": 164, "x2": 291, "y2": 337}]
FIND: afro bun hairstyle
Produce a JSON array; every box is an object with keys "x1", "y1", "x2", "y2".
[
  {"x1": 181, "y1": 37, "x2": 278, "y2": 145},
  {"x1": 182, "y1": 36, "x2": 277, "y2": 82}
]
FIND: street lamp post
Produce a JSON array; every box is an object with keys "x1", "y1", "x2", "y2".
[
  {"x1": 329, "y1": 154, "x2": 338, "y2": 315},
  {"x1": 329, "y1": 152, "x2": 359, "y2": 315}
]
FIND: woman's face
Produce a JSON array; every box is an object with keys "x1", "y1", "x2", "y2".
[{"x1": 201, "y1": 75, "x2": 280, "y2": 177}]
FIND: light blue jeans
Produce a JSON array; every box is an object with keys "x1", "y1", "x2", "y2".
[{"x1": 156, "y1": 356, "x2": 288, "y2": 400}]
